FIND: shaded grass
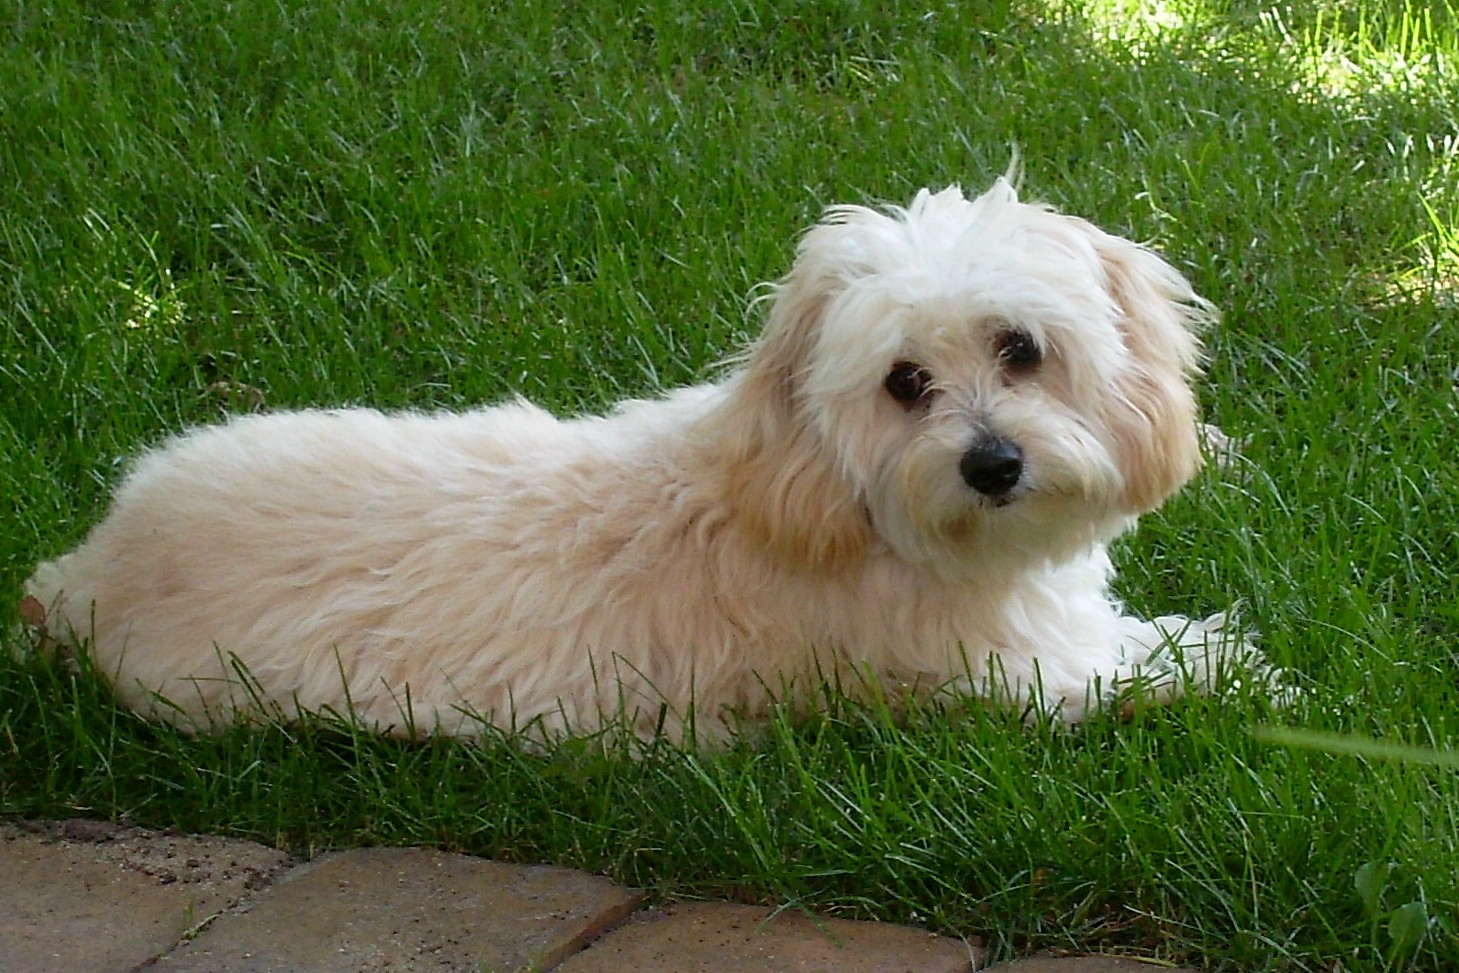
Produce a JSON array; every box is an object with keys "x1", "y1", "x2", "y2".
[{"x1": 4, "y1": 0, "x2": 1459, "y2": 969}]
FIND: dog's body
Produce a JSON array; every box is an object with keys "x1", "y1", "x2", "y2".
[{"x1": 25, "y1": 179, "x2": 1257, "y2": 743}]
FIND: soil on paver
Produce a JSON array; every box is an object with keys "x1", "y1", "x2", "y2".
[{"x1": 5, "y1": 818, "x2": 294, "y2": 894}]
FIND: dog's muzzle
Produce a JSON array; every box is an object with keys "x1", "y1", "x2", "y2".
[{"x1": 960, "y1": 437, "x2": 1023, "y2": 498}]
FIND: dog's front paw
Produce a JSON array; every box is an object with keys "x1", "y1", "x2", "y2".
[
  {"x1": 1199, "y1": 423, "x2": 1244, "y2": 469},
  {"x1": 1104, "y1": 611, "x2": 1294, "y2": 714}
]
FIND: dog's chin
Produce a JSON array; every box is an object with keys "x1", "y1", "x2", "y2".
[
  {"x1": 989, "y1": 488, "x2": 1131, "y2": 555},
  {"x1": 872, "y1": 478, "x2": 1129, "y2": 582}
]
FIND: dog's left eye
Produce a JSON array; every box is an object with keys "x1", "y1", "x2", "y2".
[
  {"x1": 994, "y1": 329, "x2": 1042, "y2": 374},
  {"x1": 885, "y1": 361, "x2": 935, "y2": 409}
]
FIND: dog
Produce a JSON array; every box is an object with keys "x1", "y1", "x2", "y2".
[{"x1": 22, "y1": 177, "x2": 1270, "y2": 745}]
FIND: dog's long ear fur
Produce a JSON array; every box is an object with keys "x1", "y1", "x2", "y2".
[
  {"x1": 699, "y1": 258, "x2": 873, "y2": 570},
  {"x1": 1089, "y1": 228, "x2": 1212, "y2": 512}
]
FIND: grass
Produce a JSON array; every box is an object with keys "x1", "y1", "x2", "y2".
[{"x1": 3, "y1": 0, "x2": 1458, "y2": 969}]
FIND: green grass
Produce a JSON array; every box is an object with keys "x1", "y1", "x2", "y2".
[{"x1": 3, "y1": 0, "x2": 1458, "y2": 969}]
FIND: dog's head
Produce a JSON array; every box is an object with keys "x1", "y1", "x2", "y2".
[{"x1": 709, "y1": 179, "x2": 1213, "y2": 578}]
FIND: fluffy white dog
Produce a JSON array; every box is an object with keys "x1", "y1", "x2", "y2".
[{"x1": 23, "y1": 178, "x2": 1264, "y2": 745}]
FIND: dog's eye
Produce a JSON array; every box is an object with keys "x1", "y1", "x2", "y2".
[
  {"x1": 994, "y1": 329, "x2": 1042, "y2": 374},
  {"x1": 884, "y1": 361, "x2": 934, "y2": 408}
]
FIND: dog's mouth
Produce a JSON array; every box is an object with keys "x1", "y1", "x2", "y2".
[{"x1": 973, "y1": 486, "x2": 1026, "y2": 511}]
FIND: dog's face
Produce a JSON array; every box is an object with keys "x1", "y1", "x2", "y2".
[{"x1": 718, "y1": 180, "x2": 1213, "y2": 579}]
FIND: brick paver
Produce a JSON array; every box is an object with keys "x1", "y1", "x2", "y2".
[
  {"x1": 988, "y1": 958, "x2": 1198, "y2": 972},
  {"x1": 0, "y1": 821, "x2": 1202, "y2": 973},
  {"x1": 153, "y1": 846, "x2": 644, "y2": 973},
  {"x1": 556, "y1": 901, "x2": 977, "y2": 973},
  {"x1": 0, "y1": 821, "x2": 292, "y2": 973}
]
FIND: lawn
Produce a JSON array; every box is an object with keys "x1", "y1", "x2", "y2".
[{"x1": 3, "y1": 0, "x2": 1458, "y2": 969}]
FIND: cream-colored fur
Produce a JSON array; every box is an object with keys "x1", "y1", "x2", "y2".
[{"x1": 24, "y1": 178, "x2": 1268, "y2": 744}]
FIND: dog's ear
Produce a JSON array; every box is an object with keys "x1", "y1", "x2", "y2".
[
  {"x1": 704, "y1": 261, "x2": 873, "y2": 570},
  {"x1": 1088, "y1": 228, "x2": 1212, "y2": 513}
]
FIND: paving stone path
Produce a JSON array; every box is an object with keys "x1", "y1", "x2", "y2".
[{"x1": 0, "y1": 820, "x2": 1195, "y2": 973}]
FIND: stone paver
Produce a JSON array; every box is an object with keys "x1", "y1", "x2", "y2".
[
  {"x1": 0, "y1": 820, "x2": 1207, "y2": 973},
  {"x1": 153, "y1": 846, "x2": 645, "y2": 973},
  {"x1": 986, "y1": 958, "x2": 1199, "y2": 972},
  {"x1": 0, "y1": 820, "x2": 293, "y2": 973},
  {"x1": 556, "y1": 901, "x2": 977, "y2": 973}
]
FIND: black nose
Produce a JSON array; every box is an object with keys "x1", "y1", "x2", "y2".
[{"x1": 960, "y1": 437, "x2": 1023, "y2": 497}]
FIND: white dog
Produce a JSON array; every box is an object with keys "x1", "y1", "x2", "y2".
[{"x1": 23, "y1": 178, "x2": 1265, "y2": 745}]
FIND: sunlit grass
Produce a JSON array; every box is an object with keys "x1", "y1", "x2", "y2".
[
  {"x1": 1286, "y1": 0, "x2": 1457, "y2": 99},
  {"x1": 1078, "y1": 0, "x2": 1203, "y2": 48},
  {"x1": 1080, "y1": 0, "x2": 1459, "y2": 301}
]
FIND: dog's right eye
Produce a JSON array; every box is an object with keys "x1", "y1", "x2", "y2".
[
  {"x1": 885, "y1": 361, "x2": 934, "y2": 408},
  {"x1": 994, "y1": 328, "x2": 1042, "y2": 374}
]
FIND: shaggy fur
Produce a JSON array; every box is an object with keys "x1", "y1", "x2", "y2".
[{"x1": 24, "y1": 178, "x2": 1265, "y2": 744}]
